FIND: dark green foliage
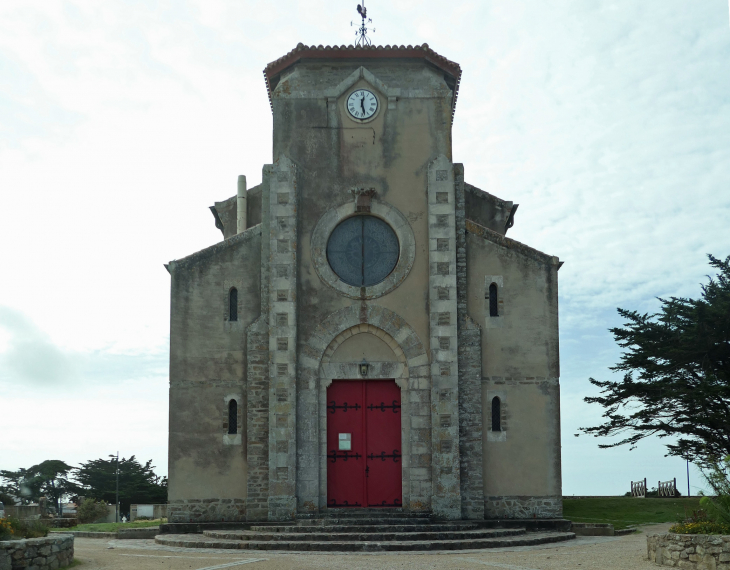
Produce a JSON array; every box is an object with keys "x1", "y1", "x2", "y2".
[
  {"x1": 582, "y1": 255, "x2": 730, "y2": 465},
  {"x1": 623, "y1": 488, "x2": 683, "y2": 497},
  {"x1": 671, "y1": 505, "x2": 730, "y2": 534},
  {"x1": 0, "y1": 460, "x2": 77, "y2": 511},
  {"x1": 0, "y1": 518, "x2": 11, "y2": 540},
  {"x1": 76, "y1": 498, "x2": 111, "y2": 524},
  {"x1": 699, "y1": 456, "x2": 730, "y2": 527},
  {"x1": 5, "y1": 516, "x2": 49, "y2": 539},
  {"x1": 74, "y1": 456, "x2": 167, "y2": 515},
  {"x1": 0, "y1": 491, "x2": 15, "y2": 507}
]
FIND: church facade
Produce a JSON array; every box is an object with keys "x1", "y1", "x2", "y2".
[{"x1": 166, "y1": 43, "x2": 563, "y2": 523}]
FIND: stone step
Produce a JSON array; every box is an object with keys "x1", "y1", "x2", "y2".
[
  {"x1": 155, "y1": 531, "x2": 576, "y2": 552},
  {"x1": 316, "y1": 509, "x2": 431, "y2": 518},
  {"x1": 249, "y1": 522, "x2": 480, "y2": 533},
  {"x1": 203, "y1": 528, "x2": 522, "y2": 542},
  {"x1": 296, "y1": 517, "x2": 437, "y2": 526}
]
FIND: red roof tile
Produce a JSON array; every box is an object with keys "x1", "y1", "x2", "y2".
[{"x1": 263, "y1": 43, "x2": 462, "y2": 121}]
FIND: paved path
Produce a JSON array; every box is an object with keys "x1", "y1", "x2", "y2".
[{"x1": 73, "y1": 523, "x2": 670, "y2": 570}]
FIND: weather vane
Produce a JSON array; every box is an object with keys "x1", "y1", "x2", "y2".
[{"x1": 351, "y1": 1, "x2": 375, "y2": 46}]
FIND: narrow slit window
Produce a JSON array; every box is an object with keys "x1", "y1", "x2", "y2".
[
  {"x1": 489, "y1": 283, "x2": 499, "y2": 317},
  {"x1": 491, "y1": 396, "x2": 501, "y2": 432},
  {"x1": 228, "y1": 399, "x2": 237, "y2": 434},
  {"x1": 229, "y1": 288, "x2": 238, "y2": 321}
]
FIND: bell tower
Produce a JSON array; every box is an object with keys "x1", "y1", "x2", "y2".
[{"x1": 254, "y1": 42, "x2": 470, "y2": 520}]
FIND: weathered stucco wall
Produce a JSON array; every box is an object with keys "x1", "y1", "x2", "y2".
[
  {"x1": 167, "y1": 227, "x2": 261, "y2": 522},
  {"x1": 465, "y1": 222, "x2": 562, "y2": 517},
  {"x1": 273, "y1": 60, "x2": 454, "y2": 358},
  {"x1": 464, "y1": 183, "x2": 515, "y2": 236}
]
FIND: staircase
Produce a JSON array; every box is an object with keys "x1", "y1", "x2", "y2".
[{"x1": 156, "y1": 510, "x2": 575, "y2": 552}]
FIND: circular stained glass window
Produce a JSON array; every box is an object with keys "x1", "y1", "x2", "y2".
[{"x1": 326, "y1": 216, "x2": 400, "y2": 287}]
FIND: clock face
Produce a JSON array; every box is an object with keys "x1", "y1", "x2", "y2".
[{"x1": 346, "y1": 89, "x2": 378, "y2": 121}]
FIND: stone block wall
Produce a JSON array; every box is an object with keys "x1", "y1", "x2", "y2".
[
  {"x1": 484, "y1": 495, "x2": 562, "y2": 519},
  {"x1": 454, "y1": 163, "x2": 484, "y2": 520},
  {"x1": 647, "y1": 532, "x2": 730, "y2": 569},
  {"x1": 266, "y1": 156, "x2": 298, "y2": 521},
  {"x1": 427, "y1": 155, "x2": 462, "y2": 520},
  {"x1": 0, "y1": 534, "x2": 73, "y2": 570},
  {"x1": 245, "y1": 317, "x2": 270, "y2": 521},
  {"x1": 167, "y1": 499, "x2": 245, "y2": 523}
]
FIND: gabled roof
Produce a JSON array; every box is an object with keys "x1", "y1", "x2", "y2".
[
  {"x1": 263, "y1": 43, "x2": 462, "y2": 121},
  {"x1": 165, "y1": 225, "x2": 262, "y2": 274},
  {"x1": 466, "y1": 219, "x2": 563, "y2": 270}
]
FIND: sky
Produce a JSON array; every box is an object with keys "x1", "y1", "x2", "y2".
[{"x1": 1, "y1": 0, "x2": 729, "y2": 497}]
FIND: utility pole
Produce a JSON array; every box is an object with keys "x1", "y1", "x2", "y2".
[
  {"x1": 686, "y1": 458, "x2": 690, "y2": 497},
  {"x1": 115, "y1": 452, "x2": 119, "y2": 522}
]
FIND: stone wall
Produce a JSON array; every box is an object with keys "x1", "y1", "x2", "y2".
[
  {"x1": 3, "y1": 507, "x2": 40, "y2": 519},
  {"x1": 44, "y1": 519, "x2": 76, "y2": 529},
  {"x1": 245, "y1": 317, "x2": 270, "y2": 521},
  {"x1": 0, "y1": 534, "x2": 73, "y2": 570},
  {"x1": 484, "y1": 495, "x2": 562, "y2": 519},
  {"x1": 455, "y1": 163, "x2": 484, "y2": 520},
  {"x1": 266, "y1": 156, "x2": 298, "y2": 521},
  {"x1": 167, "y1": 224, "x2": 262, "y2": 518},
  {"x1": 647, "y1": 532, "x2": 730, "y2": 569},
  {"x1": 168, "y1": 499, "x2": 245, "y2": 523},
  {"x1": 427, "y1": 156, "x2": 461, "y2": 519},
  {"x1": 130, "y1": 503, "x2": 166, "y2": 521}
]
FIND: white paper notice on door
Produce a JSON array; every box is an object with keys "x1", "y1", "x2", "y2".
[{"x1": 338, "y1": 433, "x2": 351, "y2": 450}]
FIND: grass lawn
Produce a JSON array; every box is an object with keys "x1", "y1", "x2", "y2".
[
  {"x1": 563, "y1": 496, "x2": 703, "y2": 530},
  {"x1": 50, "y1": 519, "x2": 164, "y2": 532}
]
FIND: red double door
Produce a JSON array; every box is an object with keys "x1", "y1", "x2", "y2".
[{"x1": 326, "y1": 379, "x2": 402, "y2": 508}]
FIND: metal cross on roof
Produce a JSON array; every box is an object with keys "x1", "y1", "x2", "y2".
[{"x1": 352, "y1": 1, "x2": 375, "y2": 46}]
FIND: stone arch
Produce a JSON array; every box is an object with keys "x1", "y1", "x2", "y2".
[
  {"x1": 301, "y1": 304, "x2": 429, "y2": 373},
  {"x1": 296, "y1": 304, "x2": 432, "y2": 513},
  {"x1": 320, "y1": 323, "x2": 409, "y2": 387},
  {"x1": 323, "y1": 323, "x2": 406, "y2": 364}
]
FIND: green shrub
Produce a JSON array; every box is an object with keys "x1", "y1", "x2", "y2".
[
  {"x1": 700, "y1": 456, "x2": 730, "y2": 528},
  {"x1": 0, "y1": 518, "x2": 12, "y2": 540},
  {"x1": 623, "y1": 488, "x2": 682, "y2": 498},
  {"x1": 669, "y1": 521, "x2": 730, "y2": 535},
  {"x1": 77, "y1": 499, "x2": 110, "y2": 524},
  {"x1": 4, "y1": 517, "x2": 49, "y2": 539}
]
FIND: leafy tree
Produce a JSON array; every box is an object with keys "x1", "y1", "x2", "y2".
[
  {"x1": 74, "y1": 456, "x2": 167, "y2": 514},
  {"x1": 0, "y1": 491, "x2": 15, "y2": 507},
  {"x1": 581, "y1": 254, "x2": 730, "y2": 465},
  {"x1": 0, "y1": 460, "x2": 77, "y2": 511},
  {"x1": 700, "y1": 455, "x2": 730, "y2": 527},
  {"x1": 76, "y1": 498, "x2": 111, "y2": 524}
]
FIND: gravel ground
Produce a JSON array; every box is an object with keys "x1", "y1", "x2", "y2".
[{"x1": 72, "y1": 523, "x2": 670, "y2": 570}]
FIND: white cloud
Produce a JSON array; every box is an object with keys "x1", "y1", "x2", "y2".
[{"x1": 0, "y1": 306, "x2": 79, "y2": 386}]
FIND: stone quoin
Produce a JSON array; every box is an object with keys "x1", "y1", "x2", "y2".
[{"x1": 166, "y1": 42, "x2": 563, "y2": 523}]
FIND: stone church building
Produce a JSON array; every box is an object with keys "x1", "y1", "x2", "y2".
[{"x1": 166, "y1": 43, "x2": 563, "y2": 523}]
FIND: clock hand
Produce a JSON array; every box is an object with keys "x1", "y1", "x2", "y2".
[{"x1": 361, "y1": 95, "x2": 365, "y2": 114}]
